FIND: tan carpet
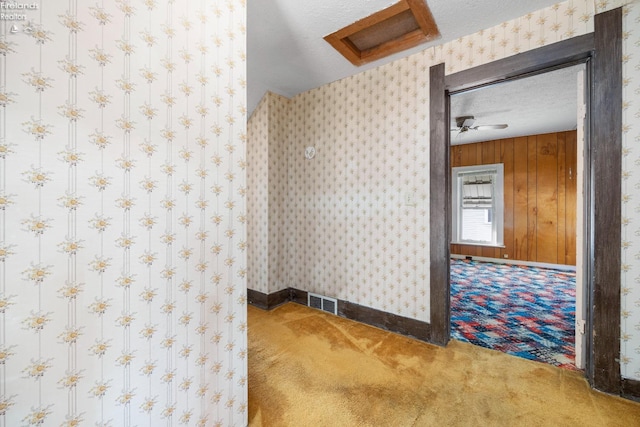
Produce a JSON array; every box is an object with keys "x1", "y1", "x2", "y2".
[{"x1": 248, "y1": 303, "x2": 640, "y2": 426}]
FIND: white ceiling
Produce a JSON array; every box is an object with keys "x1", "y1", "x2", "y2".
[
  {"x1": 450, "y1": 64, "x2": 583, "y2": 145},
  {"x1": 247, "y1": 0, "x2": 560, "y2": 115}
]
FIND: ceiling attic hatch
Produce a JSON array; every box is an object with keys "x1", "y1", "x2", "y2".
[{"x1": 324, "y1": 0, "x2": 440, "y2": 66}]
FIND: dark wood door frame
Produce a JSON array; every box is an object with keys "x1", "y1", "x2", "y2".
[{"x1": 429, "y1": 8, "x2": 622, "y2": 394}]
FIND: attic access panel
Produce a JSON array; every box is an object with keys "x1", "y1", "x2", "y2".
[{"x1": 324, "y1": 0, "x2": 440, "y2": 66}]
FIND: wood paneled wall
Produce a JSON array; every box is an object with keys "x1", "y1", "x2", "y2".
[{"x1": 450, "y1": 131, "x2": 577, "y2": 265}]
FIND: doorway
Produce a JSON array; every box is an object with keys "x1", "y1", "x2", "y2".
[
  {"x1": 429, "y1": 8, "x2": 622, "y2": 393},
  {"x1": 448, "y1": 64, "x2": 585, "y2": 370}
]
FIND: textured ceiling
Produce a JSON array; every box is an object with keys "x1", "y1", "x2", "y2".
[
  {"x1": 450, "y1": 64, "x2": 584, "y2": 145},
  {"x1": 248, "y1": 0, "x2": 560, "y2": 115}
]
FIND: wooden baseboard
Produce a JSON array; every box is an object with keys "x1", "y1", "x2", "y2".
[
  {"x1": 268, "y1": 288, "x2": 290, "y2": 308},
  {"x1": 621, "y1": 378, "x2": 640, "y2": 401},
  {"x1": 338, "y1": 299, "x2": 431, "y2": 342},
  {"x1": 247, "y1": 288, "x2": 289, "y2": 310},
  {"x1": 288, "y1": 288, "x2": 308, "y2": 306},
  {"x1": 259, "y1": 287, "x2": 431, "y2": 343},
  {"x1": 247, "y1": 288, "x2": 268, "y2": 309}
]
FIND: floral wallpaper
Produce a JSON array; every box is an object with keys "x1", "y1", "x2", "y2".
[
  {"x1": 247, "y1": 0, "x2": 640, "y2": 379},
  {"x1": 285, "y1": 61, "x2": 431, "y2": 322},
  {"x1": 621, "y1": 0, "x2": 640, "y2": 380},
  {"x1": 267, "y1": 94, "x2": 290, "y2": 294},
  {"x1": 1, "y1": 0, "x2": 247, "y2": 425},
  {"x1": 247, "y1": 96, "x2": 269, "y2": 294},
  {"x1": 247, "y1": 92, "x2": 289, "y2": 295}
]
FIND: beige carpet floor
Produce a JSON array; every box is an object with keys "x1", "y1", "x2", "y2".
[{"x1": 248, "y1": 303, "x2": 640, "y2": 426}]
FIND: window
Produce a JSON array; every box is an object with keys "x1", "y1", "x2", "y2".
[{"x1": 452, "y1": 164, "x2": 504, "y2": 247}]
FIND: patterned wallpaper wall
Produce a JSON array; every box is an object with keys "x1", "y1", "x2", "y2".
[
  {"x1": 285, "y1": 61, "x2": 431, "y2": 322},
  {"x1": 268, "y1": 94, "x2": 290, "y2": 294},
  {"x1": 247, "y1": 96, "x2": 269, "y2": 294},
  {"x1": 248, "y1": 0, "x2": 640, "y2": 379},
  {"x1": 1, "y1": 0, "x2": 247, "y2": 425},
  {"x1": 247, "y1": 92, "x2": 289, "y2": 295},
  {"x1": 621, "y1": 0, "x2": 640, "y2": 380}
]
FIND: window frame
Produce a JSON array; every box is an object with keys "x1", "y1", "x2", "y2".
[{"x1": 451, "y1": 163, "x2": 504, "y2": 247}]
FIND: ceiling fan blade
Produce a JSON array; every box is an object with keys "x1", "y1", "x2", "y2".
[
  {"x1": 475, "y1": 124, "x2": 508, "y2": 130},
  {"x1": 462, "y1": 118, "x2": 476, "y2": 128}
]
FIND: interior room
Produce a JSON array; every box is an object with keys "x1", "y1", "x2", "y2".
[
  {"x1": 246, "y1": 0, "x2": 640, "y2": 424},
  {"x1": 448, "y1": 65, "x2": 582, "y2": 370},
  {"x1": 1, "y1": 0, "x2": 640, "y2": 426}
]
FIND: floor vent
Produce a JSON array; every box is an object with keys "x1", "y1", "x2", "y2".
[{"x1": 307, "y1": 293, "x2": 338, "y2": 315}]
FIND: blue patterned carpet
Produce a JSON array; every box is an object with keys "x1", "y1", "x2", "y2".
[{"x1": 450, "y1": 259, "x2": 577, "y2": 370}]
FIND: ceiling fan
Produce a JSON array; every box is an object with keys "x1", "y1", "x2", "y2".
[{"x1": 451, "y1": 116, "x2": 508, "y2": 133}]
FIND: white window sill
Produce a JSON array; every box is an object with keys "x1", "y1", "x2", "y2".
[{"x1": 451, "y1": 241, "x2": 506, "y2": 248}]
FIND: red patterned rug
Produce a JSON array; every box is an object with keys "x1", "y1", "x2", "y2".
[{"x1": 450, "y1": 259, "x2": 577, "y2": 370}]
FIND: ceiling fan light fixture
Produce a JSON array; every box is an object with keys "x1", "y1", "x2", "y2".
[
  {"x1": 452, "y1": 115, "x2": 508, "y2": 133},
  {"x1": 455, "y1": 115, "x2": 476, "y2": 129}
]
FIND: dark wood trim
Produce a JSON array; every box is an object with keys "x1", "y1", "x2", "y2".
[
  {"x1": 429, "y1": 62, "x2": 450, "y2": 346},
  {"x1": 288, "y1": 287, "x2": 308, "y2": 306},
  {"x1": 591, "y1": 8, "x2": 622, "y2": 394},
  {"x1": 621, "y1": 379, "x2": 640, "y2": 402},
  {"x1": 268, "y1": 288, "x2": 290, "y2": 308},
  {"x1": 250, "y1": 287, "x2": 431, "y2": 342},
  {"x1": 247, "y1": 288, "x2": 269, "y2": 310},
  {"x1": 445, "y1": 33, "x2": 594, "y2": 93},
  {"x1": 338, "y1": 299, "x2": 431, "y2": 342},
  {"x1": 430, "y1": 8, "x2": 623, "y2": 395},
  {"x1": 247, "y1": 288, "x2": 290, "y2": 310}
]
